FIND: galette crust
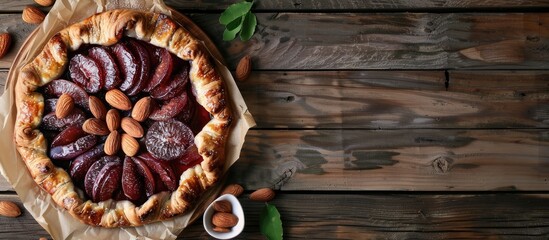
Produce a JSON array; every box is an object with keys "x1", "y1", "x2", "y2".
[{"x1": 14, "y1": 9, "x2": 232, "y2": 227}]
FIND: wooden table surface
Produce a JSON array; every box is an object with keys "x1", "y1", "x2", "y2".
[{"x1": 1, "y1": 0, "x2": 549, "y2": 239}]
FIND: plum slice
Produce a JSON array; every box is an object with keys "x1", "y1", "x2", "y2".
[
  {"x1": 69, "y1": 54, "x2": 104, "y2": 93},
  {"x1": 171, "y1": 144, "x2": 203, "y2": 177},
  {"x1": 93, "y1": 161, "x2": 122, "y2": 202},
  {"x1": 144, "y1": 48, "x2": 173, "y2": 92},
  {"x1": 88, "y1": 47, "x2": 121, "y2": 90},
  {"x1": 50, "y1": 135, "x2": 97, "y2": 161},
  {"x1": 112, "y1": 42, "x2": 140, "y2": 92},
  {"x1": 41, "y1": 108, "x2": 86, "y2": 131},
  {"x1": 44, "y1": 80, "x2": 89, "y2": 109},
  {"x1": 122, "y1": 156, "x2": 142, "y2": 201},
  {"x1": 145, "y1": 120, "x2": 194, "y2": 161},
  {"x1": 84, "y1": 156, "x2": 119, "y2": 200},
  {"x1": 69, "y1": 143, "x2": 105, "y2": 184},
  {"x1": 149, "y1": 93, "x2": 188, "y2": 121},
  {"x1": 125, "y1": 39, "x2": 151, "y2": 96},
  {"x1": 138, "y1": 152, "x2": 177, "y2": 191},
  {"x1": 150, "y1": 62, "x2": 189, "y2": 100},
  {"x1": 132, "y1": 157, "x2": 155, "y2": 197},
  {"x1": 51, "y1": 125, "x2": 86, "y2": 147},
  {"x1": 191, "y1": 103, "x2": 212, "y2": 134},
  {"x1": 44, "y1": 98, "x2": 58, "y2": 114}
]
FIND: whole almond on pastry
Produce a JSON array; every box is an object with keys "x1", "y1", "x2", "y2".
[
  {"x1": 121, "y1": 117, "x2": 144, "y2": 138},
  {"x1": 132, "y1": 97, "x2": 152, "y2": 122},
  {"x1": 106, "y1": 109, "x2": 120, "y2": 131},
  {"x1": 221, "y1": 184, "x2": 244, "y2": 197},
  {"x1": 35, "y1": 0, "x2": 55, "y2": 7},
  {"x1": 212, "y1": 212, "x2": 238, "y2": 228},
  {"x1": 249, "y1": 188, "x2": 275, "y2": 202},
  {"x1": 89, "y1": 96, "x2": 107, "y2": 120},
  {"x1": 213, "y1": 200, "x2": 232, "y2": 213},
  {"x1": 82, "y1": 118, "x2": 109, "y2": 136},
  {"x1": 0, "y1": 201, "x2": 21, "y2": 217},
  {"x1": 55, "y1": 94, "x2": 74, "y2": 119},
  {"x1": 121, "y1": 133, "x2": 139, "y2": 157},
  {"x1": 105, "y1": 89, "x2": 132, "y2": 110},
  {"x1": 235, "y1": 55, "x2": 251, "y2": 81},
  {"x1": 22, "y1": 6, "x2": 45, "y2": 24},
  {"x1": 0, "y1": 33, "x2": 12, "y2": 59},
  {"x1": 104, "y1": 130, "x2": 120, "y2": 155}
]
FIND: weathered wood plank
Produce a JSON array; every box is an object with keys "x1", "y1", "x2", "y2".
[
  {"x1": 2, "y1": 0, "x2": 549, "y2": 12},
  {"x1": 190, "y1": 13, "x2": 549, "y2": 69},
  {"x1": 238, "y1": 70, "x2": 549, "y2": 128},
  {"x1": 1, "y1": 13, "x2": 549, "y2": 70},
  {"x1": 2, "y1": 192, "x2": 549, "y2": 239},
  {"x1": 229, "y1": 129, "x2": 549, "y2": 191}
]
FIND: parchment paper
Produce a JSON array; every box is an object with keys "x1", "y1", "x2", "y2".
[{"x1": 0, "y1": 0, "x2": 255, "y2": 239}]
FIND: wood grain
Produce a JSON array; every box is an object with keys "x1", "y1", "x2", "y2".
[
  {"x1": 2, "y1": 0, "x2": 549, "y2": 12},
  {"x1": 190, "y1": 12, "x2": 549, "y2": 70},
  {"x1": 2, "y1": 193, "x2": 549, "y2": 239},
  {"x1": 228, "y1": 129, "x2": 549, "y2": 191},
  {"x1": 2, "y1": 13, "x2": 549, "y2": 69},
  {"x1": 239, "y1": 70, "x2": 549, "y2": 128}
]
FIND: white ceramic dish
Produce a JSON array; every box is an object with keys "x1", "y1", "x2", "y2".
[{"x1": 203, "y1": 194, "x2": 245, "y2": 239}]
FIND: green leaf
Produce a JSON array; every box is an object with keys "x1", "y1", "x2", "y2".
[
  {"x1": 223, "y1": 27, "x2": 240, "y2": 41},
  {"x1": 240, "y1": 12, "x2": 257, "y2": 41},
  {"x1": 260, "y1": 203, "x2": 283, "y2": 240},
  {"x1": 226, "y1": 15, "x2": 244, "y2": 31},
  {"x1": 219, "y1": 1, "x2": 253, "y2": 25}
]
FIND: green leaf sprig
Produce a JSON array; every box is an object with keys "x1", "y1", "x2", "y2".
[
  {"x1": 219, "y1": 1, "x2": 257, "y2": 41},
  {"x1": 260, "y1": 203, "x2": 283, "y2": 240}
]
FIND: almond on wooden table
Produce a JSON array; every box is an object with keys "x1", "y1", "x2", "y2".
[
  {"x1": 0, "y1": 33, "x2": 12, "y2": 59},
  {"x1": 212, "y1": 212, "x2": 238, "y2": 228},
  {"x1": 249, "y1": 188, "x2": 275, "y2": 202},
  {"x1": 0, "y1": 201, "x2": 21, "y2": 217},
  {"x1": 22, "y1": 6, "x2": 45, "y2": 24},
  {"x1": 236, "y1": 55, "x2": 252, "y2": 81},
  {"x1": 55, "y1": 94, "x2": 74, "y2": 119},
  {"x1": 35, "y1": 0, "x2": 55, "y2": 7},
  {"x1": 221, "y1": 184, "x2": 244, "y2": 197}
]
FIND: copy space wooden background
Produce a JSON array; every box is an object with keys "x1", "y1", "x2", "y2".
[{"x1": 1, "y1": 0, "x2": 549, "y2": 239}]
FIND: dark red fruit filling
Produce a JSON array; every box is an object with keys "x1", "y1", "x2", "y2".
[{"x1": 38, "y1": 38, "x2": 210, "y2": 204}]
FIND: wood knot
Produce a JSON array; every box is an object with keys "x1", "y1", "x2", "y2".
[{"x1": 432, "y1": 156, "x2": 454, "y2": 174}]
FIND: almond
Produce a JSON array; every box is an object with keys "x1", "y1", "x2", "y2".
[
  {"x1": 0, "y1": 33, "x2": 12, "y2": 59},
  {"x1": 0, "y1": 201, "x2": 21, "y2": 217},
  {"x1": 35, "y1": 0, "x2": 55, "y2": 7},
  {"x1": 121, "y1": 117, "x2": 144, "y2": 138},
  {"x1": 106, "y1": 109, "x2": 120, "y2": 131},
  {"x1": 104, "y1": 130, "x2": 120, "y2": 155},
  {"x1": 105, "y1": 89, "x2": 132, "y2": 111},
  {"x1": 132, "y1": 97, "x2": 152, "y2": 122},
  {"x1": 212, "y1": 212, "x2": 238, "y2": 228},
  {"x1": 212, "y1": 226, "x2": 231, "y2": 233},
  {"x1": 22, "y1": 6, "x2": 45, "y2": 24},
  {"x1": 89, "y1": 96, "x2": 107, "y2": 120},
  {"x1": 82, "y1": 118, "x2": 109, "y2": 136},
  {"x1": 213, "y1": 200, "x2": 232, "y2": 213},
  {"x1": 235, "y1": 55, "x2": 251, "y2": 81},
  {"x1": 249, "y1": 188, "x2": 275, "y2": 202},
  {"x1": 55, "y1": 94, "x2": 74, "y2": 119},
  {"x1": 121, "y1": 133, "x2": 139, "y2": 157},
  {"x1": 221, "y1": 184, "x2": 244, "y2": 197}
]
